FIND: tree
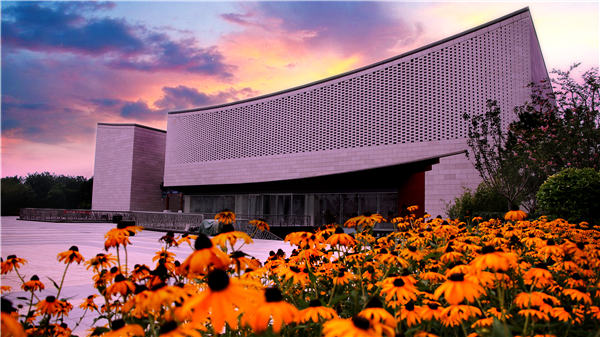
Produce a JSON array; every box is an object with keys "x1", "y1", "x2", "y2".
[
  {"x1": 464, "y1": 64, "x2": 600, "y2": 213},
  {"x1": 510, "y1": 65, "x2": 600, "y2": 179},
  {"x1": 463, "y1": 100, "x2": 532, "y2": 210}
]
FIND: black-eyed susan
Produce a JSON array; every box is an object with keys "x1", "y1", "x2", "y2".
[
  {"x1": 215, "y1": 210, "x2": 236, "y2": 225},
  {"x1": 157, "y1": 320, "x2": 203, "y2": 337},
  {"x1": 518, "y1": 307, "x2": 550, "y2": 321},
  {"x1": 182, "y1": 269, "x2": 255, "y2": 332},
  {"x1": 80, "y1": 294, "x2": 99, "y2": 311},
  {"x1": 326, "y1": 227, "x2": 356, "y2": 247},
  {"x1": 57, "y1": 245, "x2": 85, "y2": 264},
  {"x1": 397, "y1": 301, "x2": 423, "y2": 327},
  {"x1": 101, "y1": 319, "x2": 144, "y2": 337},
  {"x1": 538, "y1": 239, "x2": 564, "y2": 258},
  {"x1": 212, "y1": 228, "x2": 252, "y2": 251},
  {"x1": 180, "y1": 234, "x2": 230, "y2": 276},
  {"x1": 562, "y1": 287, "x2": 592, "y2": 304},
  {"x1": 285, "y1": 231, "x2": 322, "y2": 249},
  {"x1": 420, "y1": 301, "x2": 444, "y2": 321},
  {"x1": 470, "y1": 246, "x2": 516, "y2": 272},
  {"x1": 86, "y1": 253, "x2": 117, "y2": 272},
  {"x1": 433, "y1": 273, "x2": 485, "y2": 305},
  {"x1": 243, "y1": 287, "x2": 298, "y2": 333},
  {"x1": 229, "y1": 251, "x2": 261, "y2": 275},
  {"x1": 104, "y1": 222, "x2": 142, "y2": 250},
  {"x1": 37, "y1": 296, "x2": 72, "y2": 316},
  {"x1": 249, "y1": 219, "x2": 270, "y2": 232},
  {"x1": 298, "y1": 299, "x2": 337, "y2": 323},
  {"x1": 1, "y1": 299, "x2": 25, "y2": 337},
  {"x1": 159, "y1": 231, "x2": 179, "y2": 248},
  {"x1": 22, "y1": 274, "x2": 44, "y2": 292},
  {"x1": 177, "y1": 234, "x2": 196, "y2": 248},
  {"x1": 106, "y1": 274, "x2": 135, "y2": 298},
  {"x1": 358, "y1": 297, "x2": 396, "y2": 329},
  {"x1": 131, "y1": 264, "x2": 151, "y2": 281},
  {"x1": 322, "y1": 316, "x2": 381, "y2": 337},
  {"x1": 523, "y1": 264, "x2": 554, "y2": 288},
  {"x1": 439, "y1": 304, "x2": 482, "y2": 327},
  {"x1": 1, "y1": 255, "x2": 27, "y2": 274},
  {"x1": 504, "y1": 208, "x2": 527, "y2": 221},
  {"x1": 333, "y1": 268, "x2": 355, "y2": 286},
  {"x1": 380, "y1": 276, "x2": 418, "y2": 305}
]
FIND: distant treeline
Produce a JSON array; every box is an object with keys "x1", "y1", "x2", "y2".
[{"x1": 1, "y1": 172, "x2": 93, "y2": 216}]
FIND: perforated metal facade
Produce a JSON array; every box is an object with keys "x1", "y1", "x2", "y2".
[{"x1": 163, "y1": 9, "x2": 548, "y2": 216}]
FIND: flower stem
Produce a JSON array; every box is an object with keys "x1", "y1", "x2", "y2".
[{"x1": 56, "y1": 262, "x2": 70, "y2": 299}]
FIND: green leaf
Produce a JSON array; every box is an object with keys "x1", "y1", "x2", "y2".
[
  {"x1": 491, "y1": 317, "x2": 513, "y2": 337},
  {"x1": 47, "y1": 277, "x2": 60, "y2": 290}
]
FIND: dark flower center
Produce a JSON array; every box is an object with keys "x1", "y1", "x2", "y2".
[
  {"x1": 528, "y1": 233, "x2": 535, "y2": 238},
  {"x1": 337, "y1": 270, "x2": 345, "y2": 277},
  {"x1": 290, "y1": 266, "x2": 301, "y2": 273},
  {"x1": 207, "y1": 269, "x2": 230, "y2": 291},
  {"x1": 427, "y1": 302, "x2": 439, "y2": 309},
  {"x1": 87, "y1": 295, "x2": 95, "y2": 299},
  {"x1": 46, "y1": 296, "x2": 56, "y2": 303},
  {"x1": 111, "y1": 319, "x2": 125, "y2": 330},
  {"x1": 572, "y1": 273, "x2": 582, "y2": 280},
  {"x1": 352, "y1": 315, "x2": 371, "y2": 330},
  {"x1": 2, "y1": 299, "x2": 16, "y2": 313},
  {"x1": 449, "y1": 273, "x2": 465, "y2": 282},
  {"x1": 393, "y1": 278, "x2": 405, "y2": 287},
  {"x1": 380, "y1": 248, "x2": 388, "y2": 254},
  {"x1": 30, "y1": 275, "x2": 40, "y2": 281},
  {"x1": 114, "y1": 274, "x2": 126, "y2": 282},
  {"x1": 362, "y1": 212, "x2": 372, "y2": 217},
  {"x1": 194, "y1": 234, "x2": 213, "y2": 250},
  {"x1": 110, "y1": 266, "x2": 119, "y2": 273},
  {"x1": 265, "y1": 287, "x2": 283, "y2": 302},
  {"x1": 408, "y1": 246, "x2": 417, "y2": 252},
  {"x1": 366, "y1": 297, "x2": 383, "y2": 308},
  {"x1": 230, "y1": 251, "x2": 247, "y2": 259},
  {"x1": 309, "y1": 299, "x2": 322, "y2": 307},
  {"x1": 546, "y1": 239, "x2": 556, "y2": 246},
  {"x1": 7, "y1": 255, "x2": 16, "y2": 260},
  {"x1": 69, "y1": 246, "x2": 79, "y2": 252},
  {"x1": 481, "y1": 245, "x2": 496, "y2": 254},
  {"x1": 221, "y1": 224, "x2": 234, "y2": 233},
  {"x1": 445, "y1": 245, "x2": 454, "y2": 253},
  {"x1": 335, "y1": 227, "x2": 345, "y2": 234},
  {"x1": 159, "y1": 321, "x2": 178, "y2": 334},
  {"x1": 405, "y1": 301, "x2": 415, "y2": 311},
  {"x1": 576, "y1": 242, "x2": 585, "y2": 250}
]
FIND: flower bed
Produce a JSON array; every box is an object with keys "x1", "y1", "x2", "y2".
[{"x1": 2, "y1": 209, "x2": 599, "y2": 337}]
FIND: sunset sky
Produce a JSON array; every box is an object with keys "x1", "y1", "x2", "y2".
[{"x1": 1, "y1": 1, "x2": 598, "y2": 178}]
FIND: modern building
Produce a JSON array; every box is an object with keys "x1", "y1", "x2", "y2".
[{"x1": 92, "y1": 8, "x2": 548, "y2": 226}]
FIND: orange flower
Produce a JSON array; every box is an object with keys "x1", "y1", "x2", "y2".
[
  {"x1": 249, "y1": 219, "x2": 270, "y2": 232},
  {"x1": 85, "y1": 253, "x2": 117, "y2": 271},
  {"x1": 380, "y1": 276, "x2": 418, "y2": 305},
  {"x1": 22, "y1": 275, "x2": 44, "y2": 292},
  {"x1": 79, "y1": 295, "x2": 99, "y2": 311},
  {"x1": 470, "y1": 246, "x2": 516, "y2": 272},
  {"x1": 180, "y1": 234, "x2": 230, "y2": 276},
  {"x1": 182, "y1": 269, "x2": 256, "y2": 332},
  {"x1": 434, "y1": 273, "x2": 485, "y2": 305},
  {"x1": 299, "y1": 300, "x2": 337, "y2": 323},
  {"x1": 504, "y1": 209, "x2": 527, "y2": 221},
  {"x1": 215, "y1": 210, "x2": 236, "y2": 224},
  {"x1": 36, "y1": 296, "x2": 72, "y2": 316},
  {"x1": 57, "y1": 245, "x2": 84, "y2": 264},
  {"x1": 106, "y1": 274, "x2": 135, "y2": 298},
  {"x1": 1, "y1": 255, "x2": 27, "y2": 274},
  {"x1": 242, "y1": 287, "x2": 298, "y2": 333}
]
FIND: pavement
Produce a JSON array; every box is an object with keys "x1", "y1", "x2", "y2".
[{"x1": 0, "y1": 216, "x2": 292, "y2": 335}]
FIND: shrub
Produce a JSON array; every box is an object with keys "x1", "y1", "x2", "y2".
[
  {"x1": 447, "y1": 183, "x2": 507, "y2": 221},
  {"x1": 536, "y1": 167, "x2": 600, "y2": 224}
]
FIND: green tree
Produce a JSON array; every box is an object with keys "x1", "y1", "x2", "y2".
[
  {"x1": 1, "y1": 176, "x2": 35, "y2": 215},
  {"x1": 536, "y1": 168, "x2": 600, "y2": 224},
  {"x1": 463, "y1": 100, "x2": 532, "y2": 210}
]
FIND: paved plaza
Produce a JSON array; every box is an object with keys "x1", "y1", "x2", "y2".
[{"x1": 0, "y1": 216, "x2": 291, "y2": 334}]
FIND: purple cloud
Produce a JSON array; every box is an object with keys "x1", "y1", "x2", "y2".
[
  {"x1": 1, "y1": 2, "x2": 233, "y2": 76},
  {"x1": 154, "y1": 85, "x2": 258, "y2": 111},
  {"x1": 225, "y1": 2, "x2": 425, "y2": 55}
]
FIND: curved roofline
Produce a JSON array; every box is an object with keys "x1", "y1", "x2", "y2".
[
  {"x1": 169, "y1": 7, "x2": 530, "y2": 115},
  {"x1": 97, "y1": 122, "x2": 166, "y2": 133}
]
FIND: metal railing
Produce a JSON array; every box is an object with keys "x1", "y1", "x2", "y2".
[
  {"x1": 203, "y1": 213, "x2": 312, "y2": 227},
  {"x1": 18, "y1": 208, "x2": 284, "y2": 240}
]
